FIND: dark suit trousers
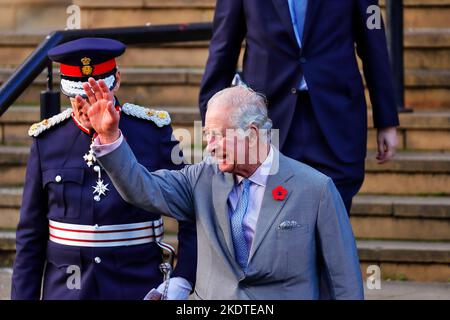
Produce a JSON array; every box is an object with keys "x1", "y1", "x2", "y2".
[{"x1": 281, "y1": 91, "x2": 365, "y2": 214}]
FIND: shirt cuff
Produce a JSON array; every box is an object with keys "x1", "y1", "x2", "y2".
[{"x1": 92, "y1": 130, "x2": 124, "y2": 157}]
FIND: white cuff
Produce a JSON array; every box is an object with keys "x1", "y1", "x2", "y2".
[{"x1": 92, "y1": 130, "x2": 124, "y2": 157}]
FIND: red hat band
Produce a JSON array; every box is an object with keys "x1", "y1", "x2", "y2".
[{"x1": 60, "y1": 58, "x2": 117, "y2": 77}]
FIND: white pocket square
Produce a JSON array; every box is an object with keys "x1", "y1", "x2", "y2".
[{"x1": 278, "y1": 220, "x2": 300, "y2": 230}]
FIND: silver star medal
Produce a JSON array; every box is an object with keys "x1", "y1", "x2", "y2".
[
  {"x1": 93, "y1": 176, "x2": 109, "y2": 202},
  {"x1": 92, "y1": 165, "x2": 109, "y2": 202}
]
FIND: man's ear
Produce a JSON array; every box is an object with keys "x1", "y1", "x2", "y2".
[
  {"x1": 113, "y1": 70, "x2": 121, "y2": 93},
  {"x1": 248, "y1": 125, "x2": 259, "y2": 147}
]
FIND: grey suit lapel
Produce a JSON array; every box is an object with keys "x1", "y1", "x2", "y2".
[
  {"x1": 248, "y1": 151, "x2": 294, "y2": 262},
  {"x1": 212, "y1": 171, "x2": 236, "y2": 259}
]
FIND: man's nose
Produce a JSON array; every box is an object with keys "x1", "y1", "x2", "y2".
[
  {"x1": 206, "y1": 141, "x2": 215, "y2": 154},
  {"x1": 205, "y1": 135, "x2": 215, "y2": 150}
]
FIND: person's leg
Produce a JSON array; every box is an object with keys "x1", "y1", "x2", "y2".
[{"x1": 333, "y1": 177, "x2": 364, "y2": 214}]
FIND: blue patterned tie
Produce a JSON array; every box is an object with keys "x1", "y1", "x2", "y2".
[{"x1": 231, "y1": 178, "x2": 251, "y2": 271}]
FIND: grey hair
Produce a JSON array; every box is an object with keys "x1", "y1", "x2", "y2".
[{"x1": 207, "y1": 85, "x2": 273, "y2": 140}]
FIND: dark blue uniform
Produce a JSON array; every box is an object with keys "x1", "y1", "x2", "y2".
[{"x1": 11, "y1": 106, "x2": 197, "y2": 299}]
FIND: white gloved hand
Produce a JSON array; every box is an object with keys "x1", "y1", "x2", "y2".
[{"x1": 143, "y1": 277, "x2": 192, "y2": 300}]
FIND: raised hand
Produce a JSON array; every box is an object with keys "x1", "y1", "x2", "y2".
[{"x1": 80, "y1": 78, "x2": 120, "y2": 144}]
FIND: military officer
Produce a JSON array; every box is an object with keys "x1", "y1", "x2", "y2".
[{"x1": 11, "y1": 38, "x2": 197, "y2": 300}]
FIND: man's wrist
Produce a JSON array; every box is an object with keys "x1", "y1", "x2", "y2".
[{"x1": 98, "y1": 130, "x2": 120, "y2": 145}]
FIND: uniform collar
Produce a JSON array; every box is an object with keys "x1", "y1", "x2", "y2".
[{"x1": 71, "y1": 112, "x2": 91, "y2": 135}]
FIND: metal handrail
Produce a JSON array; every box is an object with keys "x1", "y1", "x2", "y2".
[{"x1": 0, "y1": 23, "x2": 213, "y2": 117}]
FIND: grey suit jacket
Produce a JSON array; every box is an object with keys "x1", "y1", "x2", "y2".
[{"x1": 98, "y1": 141, "x2": 364, "y2": 300}]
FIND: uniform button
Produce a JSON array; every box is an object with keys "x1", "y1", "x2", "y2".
[
  {"x1": 94, "y1": 257, "x2": 101, "y2": 264},
  {"x1": 55, "y1": 175, "x2": 62, "y2": 183},
  {"x1": 300, "y1": 57, "x2": 307, "y2": 64},
  {"x1": 291, "y1": 88, "x2": 298, "y2": 94},
  {"x1": 94, "y1": 224, "x2": 99, "y2": 230}
]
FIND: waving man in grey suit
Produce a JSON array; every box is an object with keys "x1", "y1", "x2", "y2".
[{"x1": 83, "y1": 78, "x2": 364, "y2": 300}]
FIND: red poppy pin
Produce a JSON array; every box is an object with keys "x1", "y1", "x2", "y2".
[{"x1": 272, "y1": 185, "x2": 288, "y2": 201}]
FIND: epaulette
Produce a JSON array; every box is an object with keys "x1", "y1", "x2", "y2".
[
  {"x1": 121, "y1": 103, "x2": 171, "y2": 127},
  {"x1": 28, "y1": 108, "x2": 72, "y2": 137}
]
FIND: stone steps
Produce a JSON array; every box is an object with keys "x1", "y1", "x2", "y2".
[
  {"x1": 1, "y1": 142, "x2": 450, "y2": 193},
  {"x1": 369, "y1": 109, "x2": 450, "y2": 151},
  {"x1": 358, "y1": 240, "x2": 450, "y2": 282},
  {"x1": 351, "y1": 195, "x2": 450, "y2": 241},
  {"x1": 1, "y1": 188, "x2": 449, "y2": 241},
  {"x1": 0, "y1": 0, "x2": 72, "y2": 33},
  {"x1": 0, "y1": 186, "x2": 182, "y2": 233},
  {"x1": 0, "y1": 105, "x2": 203, "y2": 146},
  {"x1": 1, "y1": 268, "x2": 449, "y2": 300},
  {"x1": 362, "y1": 151, "x2": 450, "y2": 194},
  {"x1": 1, "y1": 0, "x2": 450, "y2": 33},
  {"x1": 0, "y1": 0, "x2": 448, "y2": 289},
  {"x1": 73, "y1": 0, "x2": 450, "y2": 29},
  {"x1": 1, "y1": 28, "x2": 449, "y2": 69},
  {"x1": 0, "y1": 229, "x2": 447, "y2": 282},
  {"x1": 0, "y1": 232, "x2": 14, "y2": 268},
  {"x1": 0, "y1": 64, "x2": 449, "y2": 109},
  {"x1": 2, "y1": 106, "x2": 450, "y2": 152},
  {"x1": 0, "y1": 230, "x2": 180, "y2": 269},
  {"x1": 0, "y1": 188, "x2": 21, "y2": 231}
]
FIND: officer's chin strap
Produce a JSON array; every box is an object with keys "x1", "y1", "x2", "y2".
[{"x1": 157, "y1": 241, "x2": 176, "y2": 300}]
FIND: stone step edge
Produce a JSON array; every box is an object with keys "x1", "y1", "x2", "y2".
[
  {"x1": 0, "y1": 233, "x2": 448, "y2": 264},
  {"x1": 3, "y1": 106, "x2": 450, "y2": 131},
  {"x1": 2, "y1": 146, "x2": 450, "y2": 174},
  {"x1": 364, "y1": 151, "x2": 450, "y2": 173},
  {"x1": 1, "y1": 188, "x2": 450, "y2": 219},
  {"x1": 351, "y1": 195, "x2": 450, "y2": 219},
  {"x1": 1, "y1": 68, "x2": 448, "y2": 89},
  {"x1": 357, "y1": 240, "x2": 450, "y2": 264},
  {"x1": 0, "y1": 106, "x2": 202, "y2": 124},
  {"x1": 1, "y1": 28, "x2": 450, "y2": 47},
  {"x1": 68, "y1": 0, "x2": 450, "y2": 9}
]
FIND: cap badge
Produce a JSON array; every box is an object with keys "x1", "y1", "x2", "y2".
[{"x1": 81, "y1": 57, "x2": 93, "y2": 76}]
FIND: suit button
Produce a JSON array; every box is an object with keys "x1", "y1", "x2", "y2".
[
  {"x1": 94, "y1": 257, "x2": 101, "y2": 264},
  {"x1": 291, "y1": 88, "x2": 298, "y2": 94},
  {"x1": 55, "y1": 175, "x2": 62, "y2": 183},
  {"x1": 300, "y1": 57, "x2": 307, "y2": 64}
]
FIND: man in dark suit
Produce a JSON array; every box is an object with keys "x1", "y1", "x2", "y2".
[
  {"x1": 11, "y1": 38, "x2": 197, "y2": 300},
  {"x1": 199, "y1": 0, "x2": 400, "y2": 212}
]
